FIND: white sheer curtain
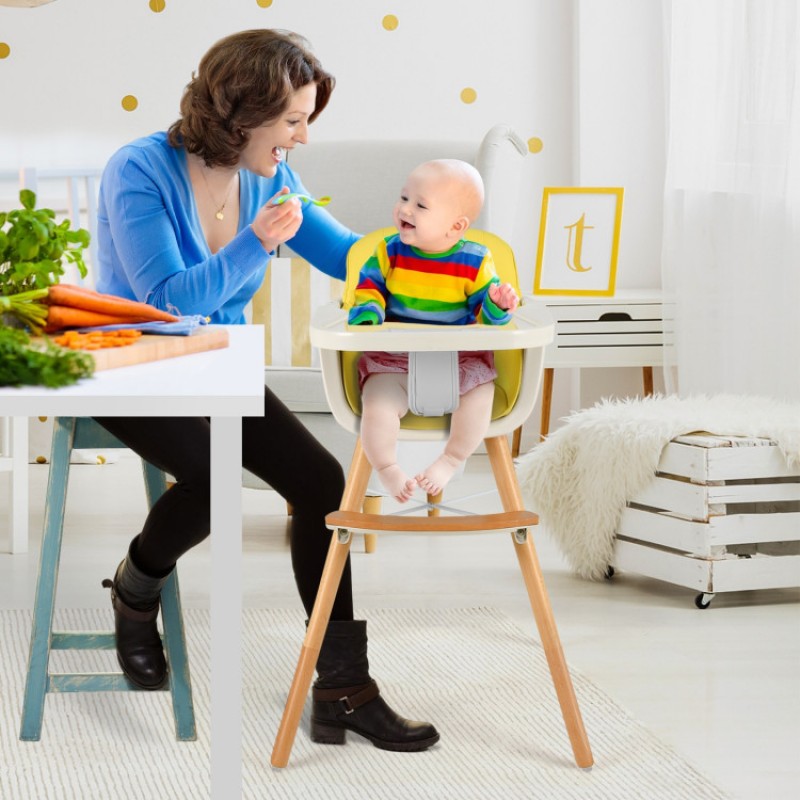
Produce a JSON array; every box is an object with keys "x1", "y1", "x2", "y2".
[{"x1": 662, "y1": 0, "x2": 800, "y2": 401}]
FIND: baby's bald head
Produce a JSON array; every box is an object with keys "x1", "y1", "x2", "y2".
[
  {"x1": 394, "y1": 158, "x2": 485, "y2": 252},
  {"x1": 411, "y1": 159, "x2": 485, "y2": 223}
]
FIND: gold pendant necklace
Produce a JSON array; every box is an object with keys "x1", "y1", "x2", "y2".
[{"x1": 199, "y1": 164, "x2": 236, "y2": 221}]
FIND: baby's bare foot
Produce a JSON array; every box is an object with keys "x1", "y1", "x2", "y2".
[
  {"x1": 415, "y1": 453, "x2": 462, "y2": 496},
  {"x1": 376, "y1": 464, "x2": 416, "y2": 503}
]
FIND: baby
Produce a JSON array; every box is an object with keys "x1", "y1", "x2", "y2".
[{"x1": 348, "y1": 159, "x2": 519, "y2": 502}]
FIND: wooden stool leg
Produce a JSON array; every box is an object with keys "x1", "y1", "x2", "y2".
[
  {"x1": 271, "y1": 440, "x2": 373, "y2": 768},
  {"x1": 20, "y1": 417, "x2": 75, "y2": 741},
  {"x1": 362, "y1": 495, "x2": 380, "y2": 553},
  {"x1": 142, "y1": 462, "x2": 197, "y2": 741},
  {"x1": 160, "y1": 572, "x2": 197, "y2": 741},
  {"x1": 485, "y1": 435, "x2": 593, "y2": 769},
  {"x1": 539, "y1": 367, "x2": 554, "y2": 441}
]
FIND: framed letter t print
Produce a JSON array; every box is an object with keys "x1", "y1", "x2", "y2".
[{"x1": 533, "y1": 187, "x2": 624, "y2": 296}]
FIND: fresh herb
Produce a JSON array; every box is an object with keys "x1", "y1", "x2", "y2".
[
  {"x1": 0, "y1": 326, "x2": 94, "y2": 388},
  {"x1": 0, "y1": 287, "x2": 49, "y2": 333},
  {"x1": 0, "y1": 189, "x2": 90, "y2": 296}
]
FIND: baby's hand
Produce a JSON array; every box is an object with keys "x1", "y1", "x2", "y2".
[{"x1": 489, "y1": 282, "x2": 519, "y2": 312}]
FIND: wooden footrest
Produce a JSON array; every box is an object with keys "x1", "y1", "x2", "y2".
[{"x1": 325, "y1": 509, "x2": 538, "y2": 535}]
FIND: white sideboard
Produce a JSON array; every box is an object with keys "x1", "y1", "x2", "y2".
[{"x1": 513, "y1": 290, "x2": 663, "y2": 454}]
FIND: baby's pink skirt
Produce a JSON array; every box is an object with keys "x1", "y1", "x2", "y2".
[{"x1": 358, "y1": 350, "x2": 496, "y2": 394}]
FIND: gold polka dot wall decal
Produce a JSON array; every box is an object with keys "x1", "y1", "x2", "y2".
[
  {"x1": 460, "y1": 87, "x2": 477, "y2": 104},
  {"x1": 527, "y1": 137, "x2": 543, "y2": 154},
  {"x1": 149, "y1": 0, "x2": 166, "y2": 12},
  {"x1": 256, "y1": 0, "x2": 273, "y2": 8},
  {"x1": 382, "y1": 14, "x2": 399, "y2": 30},
  {"x1": 0, "y1": 43, "x2": 10, "y2": 60},
  {"x1": 121, "y1": 95, "x2": 139, "y2": 112}
]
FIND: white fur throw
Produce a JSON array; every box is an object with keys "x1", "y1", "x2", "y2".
[{"x1": 515, "y1": 394, "x2": 800, "y2": 580}]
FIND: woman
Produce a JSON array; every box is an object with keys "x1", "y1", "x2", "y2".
[{"x1": 92, "y1": 29, "x2": 438, "y2": 753}]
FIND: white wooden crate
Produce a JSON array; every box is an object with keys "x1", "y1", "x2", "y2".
[{"x1": 611, "y1": 432, "x2": 800, "y2": 607}]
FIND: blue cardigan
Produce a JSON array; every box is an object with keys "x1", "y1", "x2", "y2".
[{"x1": 96, "y1": 132, "x2": 359, "y2": 324}]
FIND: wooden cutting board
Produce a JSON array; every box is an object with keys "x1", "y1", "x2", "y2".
[{"x1": 86, "y1": 327, "x2": 229, "y2": 371}]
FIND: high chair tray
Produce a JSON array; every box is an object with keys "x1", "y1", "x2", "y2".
[{"x1": 310, "y1": 297, "x2": 554, "y2": 352}]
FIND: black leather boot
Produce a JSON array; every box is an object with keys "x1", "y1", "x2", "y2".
[
  {"x1": 102, "y1": 544, "x2": 170, "y2": 690},
  {"x1": 311, "y1": 620, "x2": 440, "y2": 752}
]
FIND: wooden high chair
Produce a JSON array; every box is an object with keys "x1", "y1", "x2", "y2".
[{"x1": 271, "y1": 229, "x2": 593, "y2": 769}]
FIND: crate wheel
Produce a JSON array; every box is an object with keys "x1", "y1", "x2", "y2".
[
  {"x1": 694, "y1": 592, "x2": 714, "y2": 609},
  {"x1": 604, "y1": 566, "x2": 615, "y2": 580}
]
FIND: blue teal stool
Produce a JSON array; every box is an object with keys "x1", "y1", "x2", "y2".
[{"x1": 20, "y1": 417, "x2": 197, "y2": 741}]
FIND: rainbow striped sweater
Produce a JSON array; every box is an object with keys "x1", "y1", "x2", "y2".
[{"x1": 347, "y1": 235, "x2": 511, "y2": 326}]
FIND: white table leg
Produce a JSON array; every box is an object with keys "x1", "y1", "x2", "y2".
[
  {"x1": 210, "y1": 415, "x2": 242, "y2": 799},
  {"x1": 11, "y1": 417, "x2": 29, "y2": 554}
]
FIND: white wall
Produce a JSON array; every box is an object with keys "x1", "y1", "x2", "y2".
[
  {"x1": 572, "y1": 0, "x2": 667, "y2": 414},
  {"x1": 0, "y1": 0, "x2": 667, "y2": 430},
  {"x1": 0, "y1": 0, "x2": 573, "y2": 277},
  {"x1": 577, "y1": 0, "x2": 666, "y2": 290}
]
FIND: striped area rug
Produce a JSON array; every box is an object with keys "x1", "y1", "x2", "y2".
[
  {"x1": 0, "y1": 608, "x2": 729, "y2": 799},
  {"x1": 0, "y1": 608, "x2": 211, "y2": 800},
  {"x1": 245, "y1": 607, "x2": 729, "y2": 800}
]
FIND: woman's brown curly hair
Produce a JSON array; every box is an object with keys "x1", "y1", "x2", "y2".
[{"x1": 167, "y1": 29, "x2": 334, "y2": 167}]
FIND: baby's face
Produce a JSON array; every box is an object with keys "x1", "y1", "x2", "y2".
[{"x1": 392, "y1": 168, "x2": 465, "y2": 253}]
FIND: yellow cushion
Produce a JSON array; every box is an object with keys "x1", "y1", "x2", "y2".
[{"x1": 342, "y1": 229, "x2": 523, "y2": 427}]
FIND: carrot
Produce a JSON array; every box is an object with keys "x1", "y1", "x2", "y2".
[
  {"x1": 43, "y1": 305, "x2": 167, "y2": 333},
  {"x1": 53, "y1": 329, "x2": 143, "y2": 350},
  {"x1": 47, "y1": 284, "x2": 179, "y2": 324}
]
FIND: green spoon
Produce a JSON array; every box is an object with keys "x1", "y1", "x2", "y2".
[{"x1": 273, "y1": 192, "x2": 331, "y2": 206}]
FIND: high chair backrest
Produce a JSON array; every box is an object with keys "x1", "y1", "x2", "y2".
[{"x1": 339, "y1": 228, "x2": 524, "y2": 430}]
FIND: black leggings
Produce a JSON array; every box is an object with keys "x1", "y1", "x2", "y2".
[{"x1": 94, "y1": 385, "x2": 352, "y2": 620}]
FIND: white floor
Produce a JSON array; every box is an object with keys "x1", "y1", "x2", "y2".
[{"x1": 2, "y1": 451, "x2": 799, "y2": 800}]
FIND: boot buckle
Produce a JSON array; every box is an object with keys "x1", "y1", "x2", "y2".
[{"x1": 338, "y1": 695, "x2": 355, "y2": 715}]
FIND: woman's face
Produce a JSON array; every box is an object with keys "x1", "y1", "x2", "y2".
[{"x1": 237, "y1": 82, "x2": 317, "y2": 177}]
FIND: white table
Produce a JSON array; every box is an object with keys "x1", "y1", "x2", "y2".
[
  {"x1": 0, "y1": 416, "x2": 28, "y2": 553},
  {"x1": 0, "y1": 324, "x2": 264, "y2": 800}
]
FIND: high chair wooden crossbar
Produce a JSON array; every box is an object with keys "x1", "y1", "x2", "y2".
[
  {"x1": 270, "y1": 230, "x2": 593, "y2": 770},
  {"x1": 20, "y1": 417, "x2": 196, "y2": 742}
]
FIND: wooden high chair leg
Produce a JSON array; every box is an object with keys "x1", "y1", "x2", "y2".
[
  {"x1": 484, "y1": 435, "x2": 594, "y2": 769},
  {"x1": 426, "y1": 490, "x2": 443, "y2": 517},
  {"x1": 271, "y1": 439, "x2": 374, "y2": 769},
  {"x1": 362, "y1": 495, "x2": 380, "y2": 553}
]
